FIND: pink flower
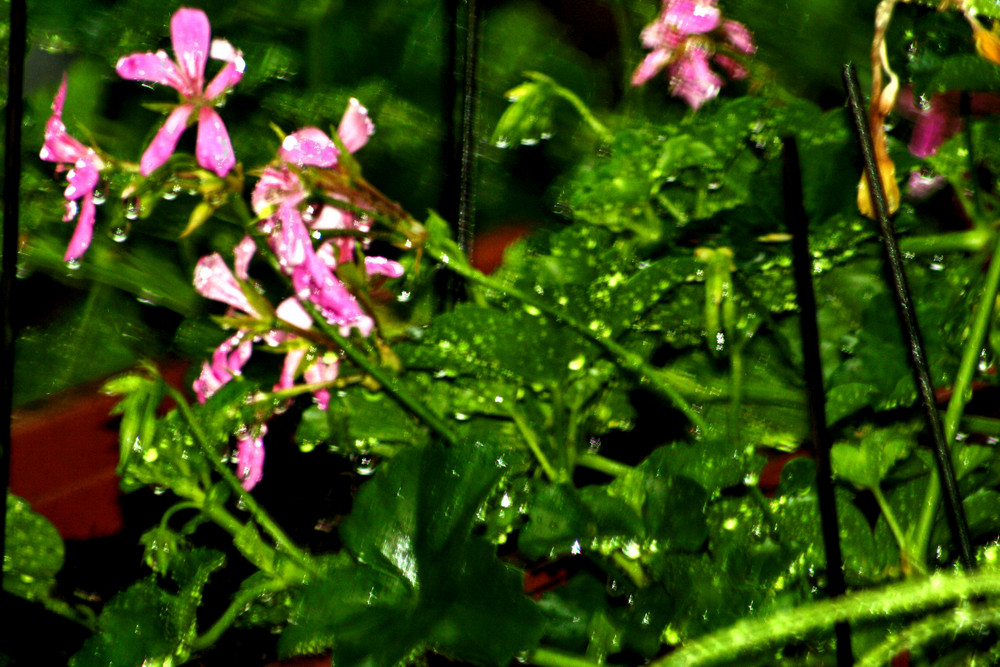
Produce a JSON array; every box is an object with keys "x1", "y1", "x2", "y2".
[
  {"x1": 39, "y1": 75, "x2": 106, "y2": 262},
  {"x1": 632, "y1": 0, "x2": 756, "y2": 110},
  {"x1": 235, "y1": 425, "x2": 266, "y2": 490},
  {"x1": 116, "y1": 8, "x2": 245, "y2": 177}
]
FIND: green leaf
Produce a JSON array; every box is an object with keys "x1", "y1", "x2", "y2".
[
  {"x1": 831, "y1": 423, "x2": 919, "y2": 490},
  {"x1": 3, "y1": 493, "x2": 64, "y2": 604},
  {"x1": 69, "y1": 548, "x2": 224, "y2": 667},
  {"x1": 281, "y1": 441, "x2": 544, "y2": 665},
  {"x1": 519, "y1": 482, "x2": 644, "y2": 561}
]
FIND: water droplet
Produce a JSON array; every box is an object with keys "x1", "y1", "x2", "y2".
[
  {"x1": 161, "y1": 184, "x2": 182, "y2": 201},
  {"x1": 110, "y1": 222, "x2": 131, "y2": 243},
  {"x1": 454, "y1": 412, "x2": 470, "y2": 421},
  {"x1": 397, "y1": 291, "x2": 412, "y2": 303},
  {"x1": 124, "y1": 197, "x2": 141, "y2": 220},
  {"x1": 91, "y1": 189, "x2": 107, "y2": 205},
  {"x1": 355, "y1": 455, "x2": 377, "y2": 476},
  {"x1": 495, "y1": 136, "x2": 510, "y2": 149},
  {"x1": 65, "y1": 257, "x2": 82, "y2": 270}
]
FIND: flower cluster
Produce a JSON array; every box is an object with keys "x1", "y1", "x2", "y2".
[
  {"x1": 631, "y1": 0, "x2": 756, "y2": 109},
  {"x1": 41, "y1": 8, "x2": 401, "y2": 491}
]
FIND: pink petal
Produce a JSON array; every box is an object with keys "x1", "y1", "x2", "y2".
[
  {"x1": 304, "y1": 357, "x2": 339, "y2": 410},
  {"x1": 234, "y1": 235, "x2": 257, "y2": 281},
  {"x1": 632, "y1": 49, "x2": 672, "y2": 87},
  {"x1": 907, "y1": 170, "x2": 948, "y2": 201},
  {"x1": 720, "y1": 19, "x2": 756, "y2": 54},
  {"x1": 276, "y1": 297, "x2": 313, "y2": 329},
  {"x1": 64, "y1": 156, "x2": 101, "y2": 200},
  {"x1": 337, "y1": 99, "x2": 374, "y2": 154},
  {"x1": 713, "y1": 53, "x2": 747, "y2": 81},
  {"x1": 170, "y1": 7, "x2": 211, "y2": 93},
  {"x1": 193, "y1": 360, "x2": 224, "y2": 403},
  {"x1": 115, "y1": 52, "x2": 186, "y2": 92},
  {"x1": 236, "y1": 426, "x2": 266, "y2": 491},
  {"x1": 193, "y1": 253, "x2": 261, "y2": 317},
  {"x1": 204, "y1": 39, "x2": 246, "y2": 99},
  {"x1": 670, "y1": 47, "x2": 722, "y2": 110},
  {"x1": 280, "y1": 127, "x2": 339, "y2": 168},
  {"x1": 276, "y1": 348, "x2": 307, "y2": 391},
  {"x1": 40, "y1": 76, "x2": 90, "y2": 164},
  {"x1": 195, "y1": 107, "x2": 236, "y2": 177},
  {"x1": 63, "y1": 194, "x2": 96, "y2": 262},
  {"x1": 140, "y1": 104, "x2": 194, "y2": 176},
  {"x1": 364, "y1": 256, "x2": 404, "y2": 278},
  {"x1": 271, "y1": 204, "x2": 312, "y2": 269},
  {"x1": 664, "y1": 0, "x2": 720, "y2": 35},
  {"x1": 251, "y1": 166, "x2": 304, "y2": 215},
  {"x1": 641, "y1": 19, "x2": 681, "y2": 50}
]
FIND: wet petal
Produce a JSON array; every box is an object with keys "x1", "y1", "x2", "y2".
[
  {"x1": 63, "y1": 194, "x2": 96, "y2": 262},
  {"x1": 251, "y1": 166, "x2": 303, "y2": 215},
  {"x1": 195, "y1": 107, "x2": 236, "y2": 177},
  {"x1": 664, "y1": 0, "x2": 720, "y2": 35},
  {"x1": 236, "y1": 427, "x2": 266, "y2": 491},
  {"x1": 632, "y1": 49, "x2": 672, "y2": 87},
  {"x1": 140, "y1": 104, "x2": 194, "y2": 176},
  {"x1": 170, "y1": 7, "x2": 211, "y2": 92},
  {"x1": 669, "y1": 47, "x2": 722, "y2": 109},
  {"x1": 276, "y1": 348, "x2": 307, "y2": 391},
  {"x1": 280, "y1": 127, "x2": 339, "y2": 167},
  {"x1": 233, "y1": 235, "x2": 257, "y2": 280},
  {"x1": 337, "y1": 99, "x2": 375, "y2": 154},
  {"x1": 720, "y1": 19, "x2": 756, "y2": 54},
  {"x1": 713, "y1": 54, "x2": 747, "y2": 81},
  {"x1": 115, "y1": 52, "x2": 186, "y2": 92},
  {"x1": 64, "y1": 156, "x2": 101, "y2": 200},
  {"x1": 364, "y1": 256, "x2": 404, "y2": 278},
  {"x1": 204, "y1": 39, "x2": 245, "y2": 99},
  {"x1": 193, "y1": 252, "x2": 260, "y2": 317},
  {"x1": 276, "y1": 297, "x2": 313, "y2": 329}
]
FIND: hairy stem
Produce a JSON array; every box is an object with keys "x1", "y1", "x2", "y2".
[{"x1": 653, "y1": 569, "x2": 1000, "y2": 667}]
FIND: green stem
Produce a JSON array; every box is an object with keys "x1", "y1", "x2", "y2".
[
  {"x1": 960, "y1": 413, "x2": 1000, "y2": 436},
  {"x1": 160, "y1": 379, "x2": 316, "y2": 573},
  {"x1": 899, "y1": 228, "x2": 993, "y2": 255},
  {"x1": 438, "y1": 254, "x2": 707, "y2": 432},
  {"x1": 318, "y1": 323, "x2": 461, "y2": 447},
  {"x1": 527, "y1": 646, "x2": 603, "y2": 667},
  {"x1": 856, "y1": 603, "x2": 1000, "y2": 667},
  {"x1": 507, "y1": 402, "x2": 560, "y2": 482},
  {"x1": 578, "y1": 451, "x2": 632, "y2": 478},
  {"x1": 191, "y1": 578, "x2": 290, "y2": 651},
  {"x1": 198, "y1": 501, "x2": 281, "y2": 575},
  {"x1": 914, "y1": 234, "x2": 1000, "y2": 567},
  {"x1": 526, "y1": 72, "x2": 614, "y2": 143},
  {"x1": 653, "y1": 569, "x2": 1000, "y2": 667}
]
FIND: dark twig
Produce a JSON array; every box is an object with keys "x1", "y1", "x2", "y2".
[
  {"x1": 843, "y1": 62, "x2": 975, "y2": 571},
  {"x1": 782, "y1": 136, "x2": 854, "y2": 667},
  {"x1": 1, "y1": 0, "x2": 27, "y2": 582}
]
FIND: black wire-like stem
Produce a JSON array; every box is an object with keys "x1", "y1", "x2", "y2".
[
  {"x1": 782, "y1": 136, "x2": 854, "y2": 667},
  {"x1": 0, "y1": 0, "x2": 26, "y2": 607},
  {"x1": 842, "y1": 62, "x2": 975, "y2": 571}
]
